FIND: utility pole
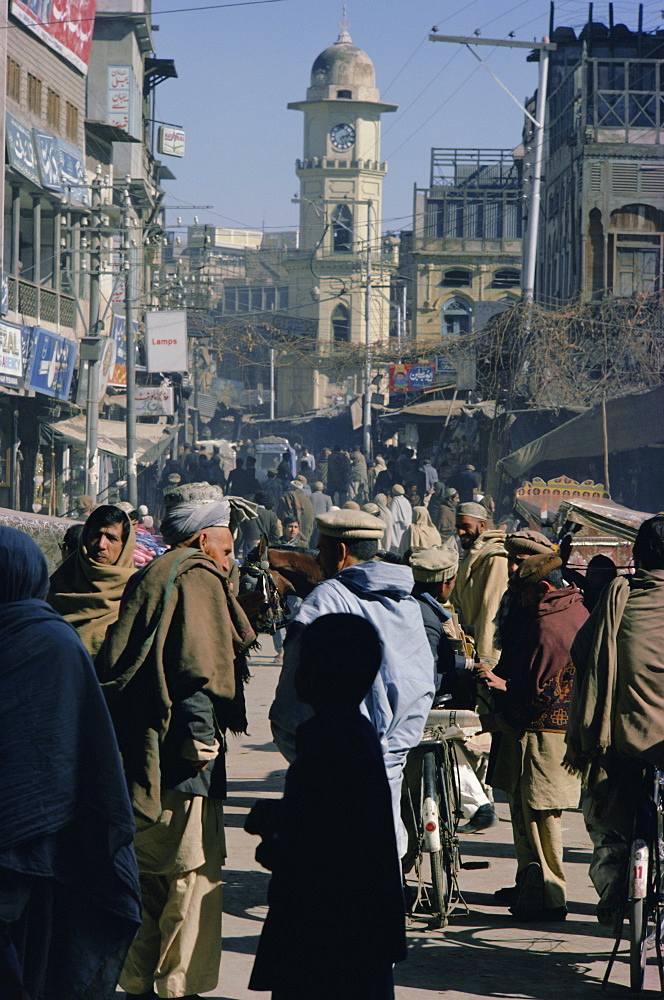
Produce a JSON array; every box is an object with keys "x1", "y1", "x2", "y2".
[
  {"x1": 269, "y1": 347, "x2": 275, "y2": 420},
  {"x1": 363, "y1": 201, "x2": 373, "y2": 457},
  {"x1": 123, "y1": 184, "x2": 138, "y2": 508},
  {"x1": 429, "y1": 32, "x2": 556, "y2": 306},
  {"x1": 84, "y1": 167, "x2": 103, "y2": 501}
]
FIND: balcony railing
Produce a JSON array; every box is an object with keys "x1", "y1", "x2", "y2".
[{"x1": 7, "y1": 276, "x2": 77, "y2": 330}]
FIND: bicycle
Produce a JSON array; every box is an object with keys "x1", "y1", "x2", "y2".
[
  {"x1": 603, "y1": 765, "x2": 664, "y2": 993},
  {"x1": 403, "y1": 702, "x2": 489, "y2": 928}
]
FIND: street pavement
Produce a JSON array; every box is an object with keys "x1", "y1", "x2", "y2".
[{"x1": 207, "y1": 638, "x2": 661, "y2": 1000}]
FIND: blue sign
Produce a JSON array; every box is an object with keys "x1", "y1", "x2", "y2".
[
  {"x1": 26, "y1": 326, "x2": 77, "y2": 400},
  {"x1": 408, "y1": 364, "x2": 435, "y2": 390},
  {"x1": 1, "y1": 274, "x2": 8, "y2": 317},
  {"x1": 6, "y1": 112, "x2": 40, "y2": 185},
  {"x1": 57, "y1": 138, "x2": 89, "y2": 205},
  {"x1": 33, "y1": 129, "x2": 62, "y2": 191}
]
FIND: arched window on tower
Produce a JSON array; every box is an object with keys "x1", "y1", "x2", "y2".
[
  {"x1": 442, "y1": 296, "x2": 472, "y2": 337},
  {"x1": 331, "y1": 303, "x2": 350, "y2": 344},
  {"x1": 332, "y1": 204, "x2": 353, "y2": 252}
]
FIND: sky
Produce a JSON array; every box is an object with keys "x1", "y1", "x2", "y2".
[{"x1": 152, "y1": 0, "x2": 664, "y2": 239}]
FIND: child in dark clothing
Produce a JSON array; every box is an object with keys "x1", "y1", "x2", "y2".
[{"x1": 246, "y1": 614, "x2": 407, "y2": 1000}]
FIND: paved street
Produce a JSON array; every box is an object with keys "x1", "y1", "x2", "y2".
[{"x1": 209, "y1": 640, "x2": 661, "y2": 1000}]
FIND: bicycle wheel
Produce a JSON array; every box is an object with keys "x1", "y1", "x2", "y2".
[
  {"x1": 628, "y1": 838, "x2": 650, "y2": 992},
  {"x1": 436, "y1": 743, "x2": 460, "y2": 910},
  {"x1": 422, "y1": 750, "x2": 448, "y2": 927}
]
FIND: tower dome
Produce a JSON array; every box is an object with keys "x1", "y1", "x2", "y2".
[{"x1": 307, "y1": 16, "x2": 380, "y2": 102}]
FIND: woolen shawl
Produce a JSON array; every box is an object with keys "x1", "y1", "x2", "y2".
[
  {"x1": 0, "y1": 527, "x2": 141, "y2": 999},
  {"x1": 374, "y1": 493, "x2": 394, "y2": 551},
  {"x1": 48, "y1": 508, "x2": 136, "y2": 656},
  {"x1": 98, "y1": 546, "x2": 257, "y2": 822},
  {"x1": 398, "y1": 506, "x2": 442, "y2": 556}
]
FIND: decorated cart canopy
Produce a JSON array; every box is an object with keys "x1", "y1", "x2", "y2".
[{"x1": 0, "y1": 507, "x2": 78, "y2": 573}]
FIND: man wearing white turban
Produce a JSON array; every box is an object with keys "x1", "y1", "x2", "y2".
[{"x1": 98, "y1": 483, "x2": 258, "y2": 1000}]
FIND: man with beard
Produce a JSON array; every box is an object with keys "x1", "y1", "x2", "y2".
[
  {"x1": 477, "y1": 553, "x2": 586, "y2": 922},
  {"x1": 97, "y1": 484, "x2": 257, "y2": 1000},
  {"x1": 452, "y1": 502, "x2": 508, "y2": 666}
]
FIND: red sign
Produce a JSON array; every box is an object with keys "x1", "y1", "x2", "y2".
[{"x1": 12, "y1": 0, "x2": 96, "y2": 75}]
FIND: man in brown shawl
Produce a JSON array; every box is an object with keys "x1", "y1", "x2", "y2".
[
  {"x1": 278, "y1": 479, "x2": 314, "y2": 546},
  {"x1": 565, "y1": 514, "x2": 664, "y2": 929},
  {"x1": 452, "y1": 502, "x2": 508, "y2": 666},
  {"x1": 478, "y1": 553, "x2": 587, "y2": 921},
  {"x1": 48, "y1": 504, "x2": 136, "y2": 656},
  {"x1": 97, "y1": 483, "x2": 257, "y2": 1000}
]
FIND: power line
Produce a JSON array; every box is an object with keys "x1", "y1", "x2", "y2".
[{"x1": 0, "y1": 0, "x2": 289, "y2": 31}]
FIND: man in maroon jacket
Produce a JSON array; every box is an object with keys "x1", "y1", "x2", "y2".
[{"x1": 477, "y1": 553, "x2": 588, "y2": 922}]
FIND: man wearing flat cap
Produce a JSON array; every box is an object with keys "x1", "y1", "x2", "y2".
[
  {"x1": 406, "y1": 541, "x2": 497, "y2": 837},
  {"x1": 476, "y1": 553, "x2": 587, "y2": 922},
  {"x1": 452, "y1": 501, "x2": 508, "y2": 666},
  {"x1": 97, "y1": 483, "x2": 258, "y2": 1000},
  {"x1": 270, "y1": 509, "x2": 435, "y2": 857}
]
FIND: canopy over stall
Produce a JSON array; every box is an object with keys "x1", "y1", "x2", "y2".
[
  {"x1": 49, "y1": 416, "x2": 178, "y2": 465},
  {"x1": 498, "y1": 387, "x2": 664, "y2": 479},
  {"x1": 556, "y1": 497, "x2": 653, "y2": 543}
]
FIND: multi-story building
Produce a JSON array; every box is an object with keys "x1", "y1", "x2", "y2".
[
  {"x1": 406, "y1": 147, "x2": 523, "y2": 345},
  {"x1": 0, "y1": 0, "x2": 177, "y2": 512},
  {"x1": 537, "y1": 15, "x2": 664, "y2": 303}
]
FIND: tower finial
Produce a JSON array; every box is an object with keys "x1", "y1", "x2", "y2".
[{"x1": 337, "y1": 4, "x2": 351, "y2": 43}]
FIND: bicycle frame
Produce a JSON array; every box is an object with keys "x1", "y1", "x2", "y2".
[{"x1": 603, "y1": 766, "x2": 664, "y2": 993}]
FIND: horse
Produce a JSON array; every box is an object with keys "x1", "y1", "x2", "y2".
[{"x1": 238, "y1": 537, "x2": 323, "y2": 634}]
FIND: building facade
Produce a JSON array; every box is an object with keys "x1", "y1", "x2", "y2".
[
  {"x1": 406, "y1": 147, "x2": 523, "y2": 347},
  {"x1": 537, "y1": 16, "x2": 664, "y2": 303}
]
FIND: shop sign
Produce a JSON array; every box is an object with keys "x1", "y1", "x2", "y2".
[
  {"x1": 1, "y1": 275, "x2": 8, "y2": 317},
  {"x1": 26, "y1": 327, "x2": 77, "y2": 401},
  {"x1": 107, "y1": 65, "x2": 136, "y2": 134},
  {"x1": 6, "y1": 113, "x2": 40, "y2": 186},
  {"x1": 11, "y1": 0, "x2": 96, "y2": 75},
  {"x1": 135, "y1": 385, "x2": 175, "y2": 416},
  {"x1": 33, "y1": 129, "x2": 62, "y2": 191},
  {"x1": 0, "y1": 320, "x2": 23, "y2": 388},
  {"x1": 109, "y1": 312, "x2": 139, "y2": 386},
  {"x1": 158, "y1": 125, "x2": 186, "y2": 157},
  {"x1": 58, "y1": 138, "x2": 90, "y2": 205},
  {"x1": 145, "y1": 310, "x2": 188, "y2": 373},
  {"x1": 389, "y1": 362, "x2": 436, "y2": 393}
]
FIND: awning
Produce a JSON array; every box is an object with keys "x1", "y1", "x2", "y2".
[
  {"x1": 498, "y1": 387, "x2": 664, "y2": 479},
  {"x1": 556, "y1": 498, "x2": 653, "y2": 542},
  {"x1": 49, "y1": 416, "x2": 178, "y2": 465},
  {"x1": 380, "y1": 399, "x2": 496, "y2": 422}
]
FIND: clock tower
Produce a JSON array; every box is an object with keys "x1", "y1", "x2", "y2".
[{"x1": 280, "y1": 15, "x2": 397, "y2": 416}]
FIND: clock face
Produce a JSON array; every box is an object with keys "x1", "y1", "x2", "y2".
[{"x1": 330, "y1": 123, "x2": 356, "y2": 151}]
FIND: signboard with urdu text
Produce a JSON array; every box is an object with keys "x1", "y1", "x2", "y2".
[
  {"x1": 6, "y1": 113, "x2": 40, "y2": 185},
  {"x1": 0, "y1": 320, "x2": 23, "y2": 388},
  {"x1": 26, "y1": 327, "x2": 77, "y2": 401},
  {"x1": 145, "y1": 311, "x2": 188, "y2": 373},
  {"x1": 11, "y1": 0, "x2": 96, "y2": 75},
  {"x1": 389, "y1": 362, "x2": 436, "y2": 393},
  {"x1": 158, "y1": 126, "x2": 186, "y2": 158},
  {"x1": 135, "y1": 385, "x2": 175, "y2": 417}
]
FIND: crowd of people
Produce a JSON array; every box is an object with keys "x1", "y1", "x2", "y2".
[{"x1": 1, "y1": 437, "x2": 662, "y2": 1000}]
